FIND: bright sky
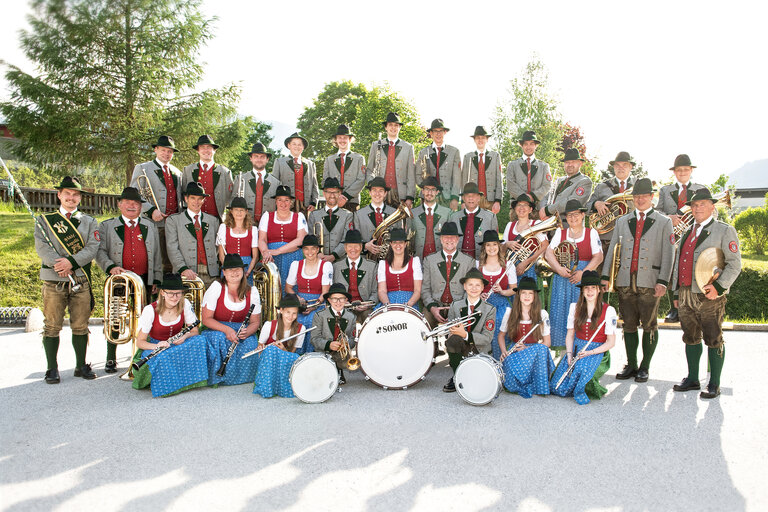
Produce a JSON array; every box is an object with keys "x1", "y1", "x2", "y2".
[{"x1": 2, "y1": 0, "x2": 767, "y2": 186}]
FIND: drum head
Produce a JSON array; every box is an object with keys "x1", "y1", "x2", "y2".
[
  {"x1": 358, "y1": 306, "x2": 433, "y2": 389},
  {"x1": 290, "y1": 353, "x2": 338, "y2": 403},
  {"x1": 455, "y1": 355, "x2": 503, "y2": 406}
]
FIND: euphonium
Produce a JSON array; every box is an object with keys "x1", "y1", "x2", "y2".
[
  {"x1": 553, "y1": 241, "x2": 579, "y2": 272},
  {"x1": 606, "y1": 236, "x2": 622, "y2": 293},
  {"x1": 182, "y1": 276, "x2": 205, "y2": 320},
  {"x1": 253, "y1": 261, "x2": 281, "y2": 321},
  {"x1": 588, "y1": 188, "x2": 635, "y2": 234},
  {"x1": 103, "y1": 270, "x2": 146, "y2": 380},
  {"x1": 136, "y1": 170, "x2": 161, "y2": 212},
  {"x1": 506, "y1": 215, "x2": 562, "y2": 272},
  {"x1": 368, "y1": 202, "x2": 413, "y2": 260},
  {"x1": 672, "y1": 190, "x2": 731, "y2": 245}
]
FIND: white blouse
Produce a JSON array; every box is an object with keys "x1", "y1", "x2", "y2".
[
  {"x1": 550, "y1": 227, "x2": 602, "y2": 254},
  {"x1": 258, "y1": 320, "x2": 306, "y2": 348},
  {"x1": 286, "y1": 260, "x2": 333, "y2": 286},
  {"x1": 503, "y1": 220, "x2": 547, "y2": 243},
  {"x1": 499, "y1": 308, "x2": 551, "y2": 336},
  {"x1": 258, "y1": 211, "x2": 308, "y2": 232},
  {"x1": 377, "y1": 257, "x2": 423, "y2": 282},
  {"x1": 215, "y1": 225, "x2": 259, "y2": 248},
  {"x1": 566, "y1": 303, "x2": 618, "y2": 334},
  {"x1": 201, "y1": 281, "x2": 262, "y2": 314},
  {"x1": 137, "y1": 299, "x2": 197, "y2": 333}
]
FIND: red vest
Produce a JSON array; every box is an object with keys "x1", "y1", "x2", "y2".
[
  {"x1": 212, "y1": 285, "x2": 252, "y2": 323},
  {"x1": 225, "y1": 227, "x2": 253, "y2": 257},
  {"x1": 122, "y1": 220, "x2": 148, "y2": 276},
  {"x1": 385, "y1": 259, "x2": 415, "y2": 292},
  {"x1": 148, "y1": 302, "x2": 184, "y2": 342},
  {"x1": 481, "y1": 267, "x2": 510, "y2": 294},
  {"x1": 515, "y1": 322, "x2": 537, "y2": 345},
  {"x1": 162, "y1": 167, "x2": 178, "y2": 215},
  {"x1": 265, "y1": 320, "x2": 279, "y2": 345},
  {"x1": 266, "y1": 212, "x2": 299, "y2": 244},
  {"x1": 296, "y1": 260, "x2": 324, "y2": 294},
  {"x1": 574, "y1": 303, "x2": 608, "y2": 344},
  {"x1": 678, "y1": 228, "x2": 698, "y2": 287},
  {"x1": 560, "y1": 228, "x2": 594, "y2": 261},
  {"x1": 198, "y1": 164, "x2": 219, "y2": 217}
]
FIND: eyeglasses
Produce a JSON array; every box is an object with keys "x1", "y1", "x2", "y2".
[
  {"x1": 163, "y1": 291, "x2": 183, "y2": 297},
  {"x1": 327, "y1": 297, "x2": 346, "y2": 303}
]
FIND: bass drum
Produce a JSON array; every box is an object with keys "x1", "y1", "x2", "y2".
[
  {"x1": 290, "y1": 353, "x2": 339, "y2": 403},
  {"x1": 454, "y1": 354, "x2": 504, "y2": 406},
  {"x1": 357, "y1": 304, "x2": 434, "y2": 389}
]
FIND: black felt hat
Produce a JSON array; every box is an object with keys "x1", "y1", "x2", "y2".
[
  {"x1": 670, "y1": 154, "x2": 697, "y2": 170},
  {"x1": 577, "y1": 270, "x2": 602, "y2": 288},
  {"x1": 420, "y1": 176, "x2": 442, "y2": 191},
  {"x1": 284, "y1": 132, "x2": 308, "y2": 149},
  {"x1": 511, "y1": 193, "x2": 537, "y2": 208},
  {"x1": 367, "y1": 176, "x2": 390, "y2": 191},
  {"x1": 248, "y1": 142, "x2": 272, "y2": 157},
  {"x1": 279, "y1": 294, "x2": 302, "y2": 309},
  {"x1": 152, "y1": 135, "x2": 179, "y2": 152},
  {"x1": 427, "y1": 118, "x2": 450, "y2": 133},
  {"x1": 333, "y1": 124, "x2": 355, "y2": 139},
  {"x1": 609, "y1": 151, "x2": 635, "y2": 167},
  {"x1": 192, "y1": 134, "x2": 219, "y2": 150},
  {"x1": 479, "y1": 230, "x2": 502, "y2": 245},
  {"x1": 274, "y1": 185, "x2": 294, "y2": 199},
  {"x1": 460, "y1": 267, "x2": 489, "y2": 286},
  {"x1": 562, "y1": 148, "x2": 585, "y2": 162},
  {"x1": 229, "y1": 196, "x2": 249, "y2": 210},
  {"x1": 55, "y1": 176, "x2": 86, "y2": 192},
  {"x1": 382, "y1": 112, "x2": 403, "y2": 127},
  {"x1": 631, "y1": 178, "x2": 656, "y2": 196},
  {"x1": 159, "y1": 273, "x2": 185, "y2": 290},
  {"x1": 118, "y1": 186, "x2": 144, "y2": 202},
  {"x1": 564, "y1": 199, "x2": 587, "y2": 213},
  {"x1": 324, "y1": 282, "x2": 352, "y2": 301},
  {"x1": 514, "y1": 276, "x2": 541, "y2": 293},
  {"x1": 686, "y1": 187, "x2": 716, "y2": 206},
  {"x1": 323, "y1": 177, "x2": 342, "y2": 190},
  {"x1": 471, "y1": 126, "x2": 492, "y2": 138},
  {"x1": 439, "y1": 222, "x2": 460, "y2": 237},
  {"x1": 183, "y1": 181, "x2": 209, "y2": 197},
  {"x1": 222, "y1": 253, "x2": 244, "y2": 270},
  {"x1": 342, "y1": 229, "x2": 364, "y2": 245},
  {"x1": 388, "y1": 228, "x2": 408, "y2": 242},
  {"x1": 299, "y1": 234, "x2": 322, "y2": 248},
  {"x1": 518, "y1": 130, "x2": 541, "y2": 144},
  {"x1": 460, "y1": 182, "x2": 481, "y2": 196}
]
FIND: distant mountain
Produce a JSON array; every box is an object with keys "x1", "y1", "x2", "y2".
[{"x1": 729, "y1": 159, "x2": 768, "y2": 189}]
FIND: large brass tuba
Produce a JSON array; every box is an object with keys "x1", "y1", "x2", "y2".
[
  {"x1": 588, "y1": 188, "x2": 635, "y2": 234},
  {"x1": 253, "y1": 261, "x2": 281, "y2": 321},
  {"x1": 672, "y1": 190, "x2": 731, "y2": 245},
  {"x1": 506, "y1": 215, "x2": 561, "y2": 272},
  {"x1": 368, "y1": 203, "x2": 413, "y2": 260},
  {"x1": 182, "y1": 276, "x2": 205, "y2": 320},
  {"x1": 103, "y1": 270, "x2": 146, "y2": 380}
]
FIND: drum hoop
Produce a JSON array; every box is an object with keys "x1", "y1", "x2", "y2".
[{"x1": 455, "y1": 354, "x2": 503, "y2": 406}]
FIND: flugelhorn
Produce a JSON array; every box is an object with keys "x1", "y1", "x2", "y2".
[
  {"x1": 421, "y1": 311, "x2": 482, "y2": 341},
  {"x1": 606, "y1": 236, "x2": 622, "y2": 294},
  {"x1": 104, "y1": 270, "x2": 147, "y2": 380},
  {"x1": 136, "y1": 169, "x2": 161, "y2": 212},
  {"x1": 672, "y1": 190, "x2": 731, "y2": 246},
  {"x1": 588, "y1": 188, "x2": 635, "y2": 234},
  {"x1": 336, "y1": 330, "x2": 360, "y2": 371}
]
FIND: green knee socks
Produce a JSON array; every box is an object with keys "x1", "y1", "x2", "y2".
[
  {"x1": 448, "y1": 353, "x2": 462, "y2": 373},
  {"x1": 624, "y1": 331, "x2": 639, "y2": 369},
  {"x1": 639, "y1": 330, "x2": 657, "y2": 370},
  {"x1": 72, "y1": 334, "x2": 88, "y2": 368},
  {"x1": 42, "y1": 336, "x2": 60, "y2": 370},
  {"x1": 106, "y1": 340, "x2": 117, "y2": 361},
  {"x1": 686, "y1": 343, "x2": 704, "y2": 381},
  {"x1": 708, "y1": 346, "x2": 725, "y2": 387}
]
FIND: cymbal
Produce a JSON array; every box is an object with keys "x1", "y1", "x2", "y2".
[{"x1": 695, "y1": 247, "x2": 725, "y2": 291}]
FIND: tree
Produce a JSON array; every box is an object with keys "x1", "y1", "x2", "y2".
[
  {"x1": 599, "y1": 162, "x2": 649, "y2": 183},
  {"x1": 228, "y1": 118, "x2": 280, "y2": 176},
  {"x1": 1, "y1": 0, "x2": 243, "y2": 186},
  {"x1": 733, "y1": 200, "x2": 768, "y2": 255}
]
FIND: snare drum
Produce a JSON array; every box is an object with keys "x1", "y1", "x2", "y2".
[
  {"x1": 289, "y1": 353, "x2": 339, "y2": 403},
  {"x1": 357, "y1": 304, "x2": 434, "y2": 389},
  {"x1": 454, "y1": 354, "x2": 504, "y2": 406}
]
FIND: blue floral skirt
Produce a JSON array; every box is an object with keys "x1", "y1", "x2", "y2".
[
  {"x1": 487, "y1": 293, "x2": 511, "y2": 360},
  {"x1": 296, "y1": 291, "x2": 321, "y2": 354},
  {"x1": 502, "y1": 343, "x2": 555, "y2": 398},
  {"x1": 374, "y1": 291, "x2": 418, "y2": 311},
  {"x1": 516, "y1": 264, "x2": 537, "y2": 283},
  {"x1": 253, "y1": 344, "x2": 299, "y2": 398},
  {"x1": 550, "y1": 337, "x2": 611, "y2": 405},
  {"x1": 548, "y1": 260, "x2": 589, "y2": 349},
  {"x1": 131, "y1": 335, "x2": 208, "y2": 398},
  {"x1": 203, "y1": 321, "x2": 260, "y2": 386},
  {"x1": 269, "y1": 241, "x2": 302, "y2": 294}
]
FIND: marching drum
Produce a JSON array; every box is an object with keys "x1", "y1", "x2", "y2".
[
  {"x1": 290, "y1": 353, "x2": 339, "y2": 403},
  {"x1": 454, "y1": 354, "x2": 504, "y2": 406},
  {"x1": 357, "y1": 304, "x2": 434, "y2": 389}
]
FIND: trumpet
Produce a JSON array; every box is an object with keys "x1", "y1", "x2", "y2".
[
  {"x1": 336, "y1": 330, "x2": 360, "y2": 371},
  {"x1": 344, "y1": 300, "x2": 375, "y2": 310},
  {"x1": 421, "y1": 311, "x2": 482, "y2": 341},
  {"x1": 103, "y1": 270, "x2": 147, "y2": 380},
  {"x1": 672, "y1": 190, "x2": 731, "y2": 246},
  {"x1": 240, "y1": 326, "x2": 317, "y2": 359},
  {"x1": 588, "y1": 188, "x2": 635, "y2": 235},
  {"x1": 136, "y1": 169, "x2": 161, "y2": 212},
  {"x1": 302, "y1": 297, "x2": 324, "y2": 311}
]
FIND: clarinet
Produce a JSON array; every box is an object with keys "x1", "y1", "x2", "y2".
[
  {"x1": 216, "y1": 304, "x2": 256, "y2": 377},
  {"x1": 132, "y1": 320, "x2": 200, "y2": 370}
]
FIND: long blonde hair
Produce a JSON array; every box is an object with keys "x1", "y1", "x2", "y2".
[
  {"x1": 479, "y1": 240, "x2": 505, "y2": 268},
  {"x1": 157, "y1": 291, "x2": 184, "y2": 317},
  {"x1": 225, "y1": 208, "x2": 254, "y2": 230}
]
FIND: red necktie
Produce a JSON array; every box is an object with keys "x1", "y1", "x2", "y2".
[
  {"x1": 339, "y1": 152, "x2": 346, "y2": 188},
  {"x1": 630, "y1": 212, "x2": 645, "y2": 273},
  {"x1": 423, "y1": 207, "x2": 436, "y2": 259},
  {"x1": 461, "y1": 212, "x2": 476, "y2": 257},
  {"x1": 375, "y1": 207, "x2": 383, "y2": 226},
  {"x1": 163, "y1": 165, "x2": 178, "y2": 214},
  {"x1": 254, "y1": 173, "x2": 264, "y2": 222},
  {"x1": 470, "y1": 304, "x2": 476, "y2": 314},
  {"x1": 66, "y1": 212, "x2": 72, "y2": 220},
  {"x1": 477, "y1": 153, "x2": 487, "y2": 197},
  {"x1": 385, "y1": 142, "x2": 396, "y2": 190},
  {"x1": 526, "y1": 158, "x2": 532, "y2": 194},
  {"x1": 619, "y1": 181, "x2": 626, "y2": 193},
  {"x1": 678, "y1": 184, "x2": 687, "y2": 210},
  {"x1": 129, "y1": 220, "x2": 135, "y2": 228},
  {"x1": 194, "y1": 214, "x2": 207, "y2": 265},
  {"x1": 440, "y1": 254, "x2": 453, "y2": 304},
  {"x1": 294, "y1": 158, "x2": 305, "y2": 204},
  {"x1": 349, "y1": 261, "x2": 361, "y2": 301},
  {"x1": 435, "y1": 147, "x2": 442, "y2": 182},
  {"x1": 333, "y1": 314, "x2": 341, "y2": 340}
]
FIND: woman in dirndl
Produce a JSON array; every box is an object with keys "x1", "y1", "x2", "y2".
[
  {"x1": 544, "y1": 199, "x2": 603, "y2": 350},
  {"x1": 550, "y1": 270, "x2": 617, "y2": 405},
  {"x1": 201, "y1": 254, "x2": 262, "y2": 386},
  {"x1": 252, "y1": 294, "x2": 307, "y2": 398},
  {"x1": 376, "y1": 228, "x2": 422, "y2": 310},
  {"x1": 216, "y1": 197, "x2": 259, "y2": 285},
  {"x1": 286, "y1": 234, "x2": 332, "y2": 353},
  {"x1": 477, "y1": 230, "x2": 516, "y2": 359},
  {"x1": 503, "y1": 193, "x2": 550, "y2": 282},
  {"x1": 132, "y1": 274, "x2": 208, "y2": 398},
  {"x1": 498, "y1": 277, "x2": 554, "y2": 397},
  {"x1": 258, "y1": 185, "x2": 307, "y2": 293}
]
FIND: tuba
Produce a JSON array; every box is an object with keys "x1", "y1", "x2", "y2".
[
  {"x1": 588, "y1": 188, "x2": 635, "y2": 234},
  {"x1": 553, "y1": 241, "x2": 579, "y2": 272},
  {"x1": 253, "y1": 261, "x2": 281, "y2": 321},
  {"x1": 606, "y1": 236, "x2": 622, "y2": 293},
  {"x1": 506, "y1": 215, "x2": 561, "y2": 272},
  {"x1": 368, "y1": 203, "x2": 413, "y2": 260},
  {"x1": 103, "y1": 270, "x2": 146, "y2": 380},
  {"x1": 182, "y1": 276, "x2": 205, "y2": 320},
  {"x1": 672, "y1": 190, "x2": 731, "y2": 246},
  {"x1": 136, "y1": 170, "x2": 161, "y2": 212}
]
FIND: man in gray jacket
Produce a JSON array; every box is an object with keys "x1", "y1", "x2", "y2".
[
  {"x1": 367, "y1": 112, "x2": 416, "y2": 208},
  {"x1": 417, "y1": 119, "x2": 461, "y2": 209},
  {"x1": 323, "y1": 124, "x2": 366, "y2": 212},
  {"x1": 463, "y1": 126, "x2": 503, "y2": 214},
  {"x1": 450, "y1": 182, "x2": 499, "y2": 260},
  {"x1": 333, "y1": 230, "x2": 378, "y2": 324},
  {"x1": 308, "y1": 177, "x2": 353, "y2": 263},
  {"x1": 601, "y1": 179, "x2": 673, "y2": 383},
  {"x1": 507, "y1": 130, "x2": 551, "y2": 212},
  {"x1": 540, "y1": 147, "x2": 593, "y2": 227},
  {"x1": 410, "y1": 177, "x2": 452, "y2": 260},
  {"x1": 273, "y1": 132, "x2": 319, "y2": 215},
  {"x1": 232, "y1": 142, "x2": 281, "y2": 224},
  {"x1": 181, "y1": 134, "x2": 233, "y2": 221}
]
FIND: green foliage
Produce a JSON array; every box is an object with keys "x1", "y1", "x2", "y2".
[
  {"x1": 599, "y1": 162, "x2": 649, "y2": 183},
  {"x1": 733, "y1": 206, "x2": 768, "y2": 255},
  {"x1": 220, "y1": 118, "x2": 279, "y2": 176},
  {"x1": 2, "y1": 159, "x2": 122, "y2": 194},
  {"x1": 709, "y1": 173, "x2": 731, "y2": 194},
  {"x1": 725, "y1": 268, "x2": 768, "y2": 319},
  {"x1": 1, "y1": 0, "x2": 245, "y2": 187}
]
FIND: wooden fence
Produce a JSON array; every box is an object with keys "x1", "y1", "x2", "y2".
[{"x1": 0, "y1": 183, "x2": 120, "y2": 214}]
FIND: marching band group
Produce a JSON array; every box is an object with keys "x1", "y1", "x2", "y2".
[{"x1": 33, "y1": 113, "x2": 742, "y2": 404}]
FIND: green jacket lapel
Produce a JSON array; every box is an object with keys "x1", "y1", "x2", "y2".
[
  {"x1": 184, "y1": 216, "x2": 197, "y2": 239},
  {"x1": 152, "y1": 160, "x2": 164, "y2": 183}
]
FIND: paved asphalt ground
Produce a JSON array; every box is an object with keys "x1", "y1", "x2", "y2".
[{"x1": 1, "y1": 326, "x2": 766, "y2": 512}]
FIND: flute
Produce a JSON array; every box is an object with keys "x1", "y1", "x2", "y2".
[
  {"x1": 504, "y1": 321, "x2": 543, "y2": 353},
  {"x1": 132, "y1": 320, "x2": 200, "y2": 370},
  {"x1": 554, "y1": 317, "x2": 608, "y2": 390},
  {"x1": 240, "y1": 326, "x2": 317, "y2": 359},
  {"x1": 216, "y1": 304, "x2": 256, "y2": 377}
]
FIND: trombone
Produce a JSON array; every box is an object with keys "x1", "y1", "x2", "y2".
[
  {"x1": 136, "y1": 169, "x2": 161, "y2": 212},
  {"x1": 421, "y1": 311, "x2": 482, "y2": 341}
]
